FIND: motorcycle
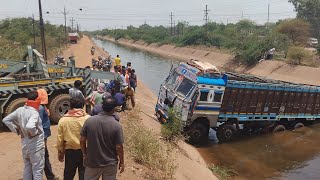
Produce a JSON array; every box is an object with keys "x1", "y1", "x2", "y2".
[
  {"x1": 103, "y1": 59, "x2": 112, "y2": 72},
  {"x1": 54, "y1": 56, "x2": 65, "y2": 66}
]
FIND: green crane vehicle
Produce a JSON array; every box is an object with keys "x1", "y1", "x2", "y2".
[{"x1": 0, "y1": 46, "x2": 117, "y2": 126}]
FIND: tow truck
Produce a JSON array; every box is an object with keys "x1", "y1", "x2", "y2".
[{"x1": 0, "y1": 46, "x2": 118, "y2": 125}]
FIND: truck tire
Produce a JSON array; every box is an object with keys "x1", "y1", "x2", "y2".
[
  {"x1": 49, "y1": 94, "x2": 70, "y2": 124},
  {"x1": 188, "y1": 122, "x2": 209, "y2": 145},
  {"x1": 273, "y1": 124, "x2": 286, "y2": 133},
  {"x1": 5, "y1": 98, "x2": 27, "y2": 116},
  {"x1": 217, "y1": 123, "x2": 237, "y2": 143},
  {"x1": 293, "y1": 122, "x2": 304, "y2": 130}
]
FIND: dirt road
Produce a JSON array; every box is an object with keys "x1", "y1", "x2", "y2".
[{"x1": 0, "y1": 35, "x2": 216, "y2": 180}]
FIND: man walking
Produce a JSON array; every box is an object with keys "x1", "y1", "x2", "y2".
[
  {"x1": 57, "y1": 98, "x2": 90, "y2": 180},
  {"x1": 69, "y1": 80, "x2": 85, "y2": 103},
  {"x1": 80, "y1": 97, "x2": 124, "y2": 180},
  {"x1": 2, "y1": 91, "x2": 45, "y2": 180}
]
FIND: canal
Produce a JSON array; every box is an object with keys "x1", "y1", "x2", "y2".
[{"x1": 94, "y1": 38, "x2": 320, "y2": 180}]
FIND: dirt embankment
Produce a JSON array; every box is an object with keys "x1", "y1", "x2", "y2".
[
  {"x1": 0, "y1": 35, "x2": 217, "y2": 180},
  {"x1": 99, "y1": 36, "x2": 320, "y2": 86}
]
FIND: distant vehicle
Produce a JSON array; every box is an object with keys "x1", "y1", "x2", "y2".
[
  {"x1": 156, "y1": 59, "x2": 320, "y2": 144},
  {"x1": 68, "y1": 33, "x2": 79, "y2": 44},
  {"x1": 307, "y1": 38, "x2": 318, "y2": 47}
]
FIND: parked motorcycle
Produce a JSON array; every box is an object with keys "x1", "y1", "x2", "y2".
[{"x1": 54, "y1": 56, "x2": 65, "y2": 66}]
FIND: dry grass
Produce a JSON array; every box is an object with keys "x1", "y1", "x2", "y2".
[
  {"x1": 209, "y1": 164, "x2": 238, "y2": 180},
  {"x1": 122, "y1": 109, "x2": 176, "y2": 179}
]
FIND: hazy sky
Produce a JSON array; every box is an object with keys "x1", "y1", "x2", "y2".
[{"x1": 0, "y1": 0, "x2": 296, "y2": 31}]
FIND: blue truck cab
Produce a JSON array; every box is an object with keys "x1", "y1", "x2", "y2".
[{"x1": 156, "y1": 60, "x2": 227, "y2": 143}]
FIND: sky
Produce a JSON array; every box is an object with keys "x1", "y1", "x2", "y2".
[{"x1": 0, "y1": 0, "x2": 296, "y2": 31}]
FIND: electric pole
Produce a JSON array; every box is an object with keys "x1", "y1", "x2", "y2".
[
  {"x1": 170, "y1": 12, "x2": 174, "y2": 36},
  {"x1": 62, "y1": 7, "x2": 69, "y2": 43},
  {"x1": 70, "y1": 17, "x2": 75, "y2": 32},
  {"x1": 76, "y1": 23, "x2": 79, "y2": 33},
  {"x1": 267, "y1": 3, "x2": 270, "y2": 24},
  {"x1": 203, "y1": 5, "x2": 210, "y2": 24},
  {"x1": 38, "y1": 0, "x2": 47, "y2": 61},
  {"x1": 241, "y1": 11, "x2": 244, "y2": 19},
  {"x1": 32, "y1": 14, "x2": 36, "y2": 48}
]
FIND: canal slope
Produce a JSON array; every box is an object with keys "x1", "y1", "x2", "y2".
[{"x1": 99, "y1": 36, "x2": 320, "y2": 86}]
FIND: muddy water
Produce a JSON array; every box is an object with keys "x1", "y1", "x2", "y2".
[{"x1": 94, "y1": 38, "x2": 320, "y2": 180}]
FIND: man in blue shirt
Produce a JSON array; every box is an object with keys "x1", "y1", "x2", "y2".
[{"x1": 37, "y1": 89, "x2": 58, "y2": 180}]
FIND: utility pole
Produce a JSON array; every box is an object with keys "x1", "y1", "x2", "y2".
[
  {"x1": 76, "y1": 23, "x2": 79, "y2": 33},
  {"x1": 170, "y1": 12, "x2": 174, "y2": 36},
  {"x1": 203, "y1": 5, "x2": 210, "y2": 24},
  {"x1": 70, "y1": 17, "x2": 75, "y2": 32},
  {"x1": 32, "y1": 14, "x2": 36, "y2": 48},
  {"x1": 241, "y1": 11, "x2": 244, "y2": 19},
  {"x1": 62, "y1": 7, "x2": 69, "y2": 43},
  {"x1": 38, "y1": 0, "x2": 47, "y2": 61},
  {"x1": 267, "y1": 3, "x2": 270, "y2": 24}
]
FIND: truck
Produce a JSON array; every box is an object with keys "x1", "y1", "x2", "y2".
[
  {"x1": 155, "y1": 59, "x2": 320, "y2": 144},
  {"x1": 0, "y1": 46, "x2": 117, "y2": 125},
  {"x1": 68, "y1": 33, "x2": 79, "y2": 44}
]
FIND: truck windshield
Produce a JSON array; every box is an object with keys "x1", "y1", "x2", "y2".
[
  {"x1": 176, "y1": 78, "x2": 195, "y2": 98},
  {"x1": 166, "y1": 71, "x2": 179, "y2": 90}
]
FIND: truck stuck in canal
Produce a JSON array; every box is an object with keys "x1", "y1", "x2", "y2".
[{"x1": 155, "y1": 59, "x2": 320, "y2": 144}]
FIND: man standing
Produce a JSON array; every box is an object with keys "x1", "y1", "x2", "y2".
[
  {"x1": 80, "y1": 97, "x2": 124, "y2": 180},
  {"x1": 57, "y1": 98, "x2": 90, "y2": 180},
  {"x1": 114, "y1": 55, "x2": 121, "y2": 68},
  {"x1": 69, "y1": 80, "x2": 85, "y2": 103},
  {"x1": 2, "y1": 91, "x2": 45, "y2": 180},
  {"x1": 37, "y1": 89, "x2": 58, "y2": 180}
]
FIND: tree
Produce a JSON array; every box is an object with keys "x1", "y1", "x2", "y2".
[
  {"x1": 289, "y1": 0, "x2": 320, "y2": 37},
  {"x1": 287, "y1": 46, "x2": 312, "y2": 64},
  {"x1": 276, "y1": 19, "x2": 310, "y2": 45}
]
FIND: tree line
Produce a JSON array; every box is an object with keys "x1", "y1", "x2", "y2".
[
  {"x1": 0, "y1": 18, "x2": 68, "y2": 60},
  {"x1": 92, "y1": 0, "x2": 320, "y2": 66}
]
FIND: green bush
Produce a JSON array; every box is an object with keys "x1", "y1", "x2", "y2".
[
  {"x1": 161, "y1": 108, "x2": 183, "y2": 142},
  {"x1": 287, "y1": 46, "x2": 312, "y2": 65}
]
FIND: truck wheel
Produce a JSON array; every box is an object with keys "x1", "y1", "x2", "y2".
[
  {"x1": 217, "y1": 123, "x2": 237, "y2": 143},
  {"x1": 293, "y1": 122, "x2": 304, "y2": 130},
  {"x1": 49, "y1": 94, "x2": 70, "y2": 124},
  {"x1": 273, "y1": 124, "x2": 286, "y2": 133},
  {"x1": 5, "y1": 98, "x2": 27, "y2": 116},
  {"x1": 188, "y1": 122, "x2": 209, "y2": 145}
]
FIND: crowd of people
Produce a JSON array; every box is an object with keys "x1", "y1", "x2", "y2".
[{"x1": 1, "y1": 52, "x2": 138, "y2": 180}]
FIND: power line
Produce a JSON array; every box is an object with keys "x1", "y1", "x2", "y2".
[
  {"x1": 38, "y1": 0, "x2": 47, "y2": 61},
  {"x1": 70, "y1": 17, "x2": 75, "y2": 32},
  {"x1": 62, "y1": 6, "x2": 69, "y2": 43},
  {"x1": 170, "y1": 12, "x2": 174, "y2": 35},
  {"x1": 203, "y1": 5, "x2": 210, "y2": 24}
]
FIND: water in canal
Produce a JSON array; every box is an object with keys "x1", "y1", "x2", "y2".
[{"x1": 94, "y1": 38, "x2": 320, "y2": 180}]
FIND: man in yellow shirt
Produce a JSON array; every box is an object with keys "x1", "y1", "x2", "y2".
[
  {"x1": 56, "y1": 98, "x2": 90, "y2": 180},
  {"x1": 114, "y1": 55, "x2": 121, "y2": 67}
]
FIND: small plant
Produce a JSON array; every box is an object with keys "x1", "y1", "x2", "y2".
[
  {"x1": 161, "y1": 108, "x2": 184, "y2": 142},
  {"x1": 287, "y1": 46, "x2": 312, "y2": 65},
  {"x1": 209, "y1": 164, "x2": 238, "y2": 180},
  {"x1": 123, "y1": 110, "x2": 176, "y2": 179}
]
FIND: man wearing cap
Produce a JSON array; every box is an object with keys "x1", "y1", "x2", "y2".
[{"x1": 80, "y1": 97, "x2": 124, "y2": 180}]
